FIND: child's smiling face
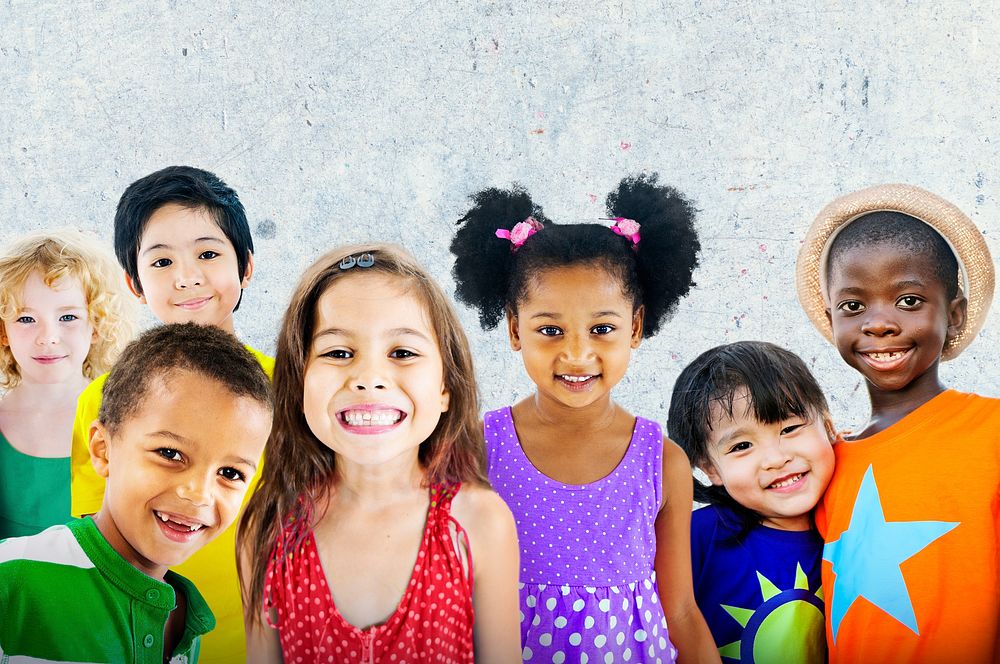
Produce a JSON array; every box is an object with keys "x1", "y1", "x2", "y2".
[
  {"x1": 702, "y1": 394, "x2": 835, "y2": 531},
  {"x1": 2, "y1": 271, "x2": 94, "y2": 386},
  {"x1": 129, "y1": 203, "x2": 252, "y2": 334},
  {"x1": 90, "y1": 369, "x2": 271, "y2": 579},
  {"x1": 507, "y1": 264, "x2": 642, "y2": 410},
  {"x1": 826, "y1": 242, "x2": 966, "y2": 396},
  {"x1": 302, "y1": 272, "x2": 450, "y2": 470}
]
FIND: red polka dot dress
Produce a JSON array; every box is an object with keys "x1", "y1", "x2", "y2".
[{"x1": 264, "y1": 483, "x2": 474, "y2": 663}]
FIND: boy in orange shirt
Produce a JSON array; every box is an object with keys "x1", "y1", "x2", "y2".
[{"x1": 796, "y1": 184, "x2": 998, "y2": 663}]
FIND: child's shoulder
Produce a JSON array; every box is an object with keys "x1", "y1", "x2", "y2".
[
  {"x1": 451, "y1": 483, "x2": 513, "y2": 524},
  {"x1": 691, "y1": 503, "x2": 733, "y2": 533},
  {"x1": 0, "y1": 521, "x2": 89, "y2": 565},
  {"x1": 449, "y1": 483, "x2": 517, "y2": 549}
]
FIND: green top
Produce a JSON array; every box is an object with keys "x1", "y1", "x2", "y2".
[
  {"x1": 0, "y1": 517, "x2": 215, "y2": 663},
  {"x1": 0, "y1": 429, "x2": 73, "y2": 539}
]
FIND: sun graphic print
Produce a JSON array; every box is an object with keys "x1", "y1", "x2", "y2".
[{"x1": 718, "y1": 563, "x2": 825, "y2": 664}]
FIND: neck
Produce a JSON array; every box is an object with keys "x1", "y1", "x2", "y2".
[
  {"x1": 863, "y1": 364, "x2": 946, "y2": 437},
  {"x1": 333, "y1": 450, "x2": 425, "y2": 509},
  {"x1": 2, "y1": 375, "x2": 89, "y2": 411},
  {"x1": 528, "y1": 389, "x2": 620, "y2": 433},
  {"x1": 92, "y1": 510, "x2": 167, "y2": 581}
]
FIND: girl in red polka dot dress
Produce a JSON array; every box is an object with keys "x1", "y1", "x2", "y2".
[{"x1": 238, "y1": 245, "x2": 521, "y2": 663}]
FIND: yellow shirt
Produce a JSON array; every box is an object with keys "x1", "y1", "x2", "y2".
[{"x1": 70, "y1": 345, "x2": 274, "y2": 664}]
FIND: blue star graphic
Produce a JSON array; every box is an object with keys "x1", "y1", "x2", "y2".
[{"x1": 823, "y1": 465, "x2": 959, "y2": 641}]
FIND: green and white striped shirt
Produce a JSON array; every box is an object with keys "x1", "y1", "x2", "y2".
[{"x1": 0, "y1": 517, "x2": 214, "y2": 663}]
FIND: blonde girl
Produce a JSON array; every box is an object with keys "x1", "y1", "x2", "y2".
[{"x1": 0, "y1": 230, "x2": 133, "y2": 538}]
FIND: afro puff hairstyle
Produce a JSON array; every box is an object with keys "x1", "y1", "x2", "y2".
[{"x1": 450, "y1": 173, "x2": 700, "y2": 338}]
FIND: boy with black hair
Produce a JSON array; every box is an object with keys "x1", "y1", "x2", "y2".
[
  {"x1": 797, "y1": 183, "x2": 999, "y2": 663},
  {"x1": 69, "y1": 166, "x2": 274, "y2": 663},
  {"x1": 0, "y1": 323, "x2": 272, "y2": 663}
]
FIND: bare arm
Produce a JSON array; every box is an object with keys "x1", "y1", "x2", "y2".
[
  {"x1": 655, "y1": 438, "x2": 720, "y2": 664},
  {"x1": 237, "y1": 544, "x2": 284, "y2": 664},
  {"x1": 454, "y1": 486, "x2": 521, "y2": 664}
]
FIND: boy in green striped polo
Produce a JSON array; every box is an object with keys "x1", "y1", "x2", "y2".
[{"x1": 0, "y1": 323, "x2": 272, "y2": 663}]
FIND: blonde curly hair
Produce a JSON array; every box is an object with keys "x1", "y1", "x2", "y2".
[{"x1": 0, "y1": 230, "x2": 136, "y2": 388}]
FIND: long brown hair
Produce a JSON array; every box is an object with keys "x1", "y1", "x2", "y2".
[{"x1": 238, "y1": 243, "x2": 487, "y2": 626}]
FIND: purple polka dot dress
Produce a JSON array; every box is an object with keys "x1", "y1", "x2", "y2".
[{"x1": 484, "y1": 408, "x2": 678, "y2": 663}]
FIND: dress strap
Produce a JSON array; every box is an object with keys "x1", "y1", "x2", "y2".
[{"x1": 430, "y1": 482, "x2": 474, "y2": 587}]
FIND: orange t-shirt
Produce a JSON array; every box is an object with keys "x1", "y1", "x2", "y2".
[{"x1": 815, "y1": 390, "x2": 1000, "y2": 664}]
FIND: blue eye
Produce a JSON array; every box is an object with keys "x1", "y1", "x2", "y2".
[
  {"x1": 15, "y1": 315, "x2": 34, "y2": 324},
  {"x1": 59, "y1": 314, "x2": 79, "y2": 322}
]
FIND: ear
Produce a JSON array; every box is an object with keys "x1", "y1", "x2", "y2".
[
  {"x1": 240, "y1": 252, "x2": 255, "y2": 289},
  {"x1": 631, "y1": 305, "x2": 645, "y2": 349},
  {"x1": 822, "y1": 415, "x2": 836, "y2": 442},
  {"x1": 89, "y1": 421, "x2": 112, "y2": 480},
  {"x1": 945, "y1": 294, "x2": 968, "y2": 343},
  {"x1": 506, "y1": 307, "x2": 522, "y2": 351},
  {"x1": 124, "y1": 274, "x2": 146, "y2": 304},
  {"x1": 699, "y1": 461, "x2": 724, "y2": 487},
  {"x1": 824, "y1": 307, "x2": 832, "y2": 326}
]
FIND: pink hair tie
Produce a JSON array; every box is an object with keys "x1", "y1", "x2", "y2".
[
  {"x1": 496, "y1": 216, "x2": 543, "y2": 250},
  {"x1": 608, "y1": 217, "x2": 641, "y2": 248}
]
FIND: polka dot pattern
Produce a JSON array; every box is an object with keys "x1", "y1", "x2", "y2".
[
  {"x1": 264, "y1": 484, "x2": 474, "y2": 662},
  {"x1": 484, "y1": 408, "x2": 677, "y2": 662}
]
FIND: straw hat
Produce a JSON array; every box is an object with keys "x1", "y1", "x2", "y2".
[{"x1": 796, "y1": 183, "x2": 995, "y2": 361}]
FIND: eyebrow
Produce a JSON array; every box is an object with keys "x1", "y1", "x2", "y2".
[
  {"x1": 529, "y1": 311, "x2": 625, "y2": 320},
  {"x1": 835, "y1": 279, "x2": 927, "y2": 296},
  {"x1": 18, "y1": 305, "x2": 87, "y2": 312},
  {"x1": 147, "y1": 431, "x2": 257, "y2": 469},
  {"x1": 313, "y1": 327, "x2": 433, "y2": 343},
  {"x1": 713, "y1": 426, "x2": 753, "y2": 449},
  {"x1": 141, "y1": 236, "x2": 226, "y2": 257}
]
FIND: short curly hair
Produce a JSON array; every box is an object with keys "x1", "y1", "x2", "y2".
[{"x1": 0, "y1": 230, "x2": 136, "y2": 388}]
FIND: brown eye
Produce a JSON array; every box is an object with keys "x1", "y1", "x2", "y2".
[
  {"x1": 218, "y1": 467, "x2": 245, "y2": 482},
  {"x1": 837, "y1": 300, "x2": 865, "y2": 313}
]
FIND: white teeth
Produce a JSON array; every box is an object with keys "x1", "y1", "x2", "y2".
[
  {"x1": 769, "y1": 473, "x2": 804, "y2": 489},
  {"x1": 343, "y1": 409, "x2": 402, "y2": 426},
  {"x1": 867, "y1": 351, "x2": 905, "y2": 362},
  {"x1": 559, "y1": 375, "x2": 593, "y2": 383},
  {"x1": 156, "y1": 511, "x2": 202, "y2": 530}
]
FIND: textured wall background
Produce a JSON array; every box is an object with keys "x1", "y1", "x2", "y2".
[{"x1": 1, "y1": 1, "x2": 998, "y2": 431}]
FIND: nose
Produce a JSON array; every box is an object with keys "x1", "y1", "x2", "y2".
[
  {"x1": 760, "y1": 438, "x2": 792, "y2": 471},
  {"x1": 175, "y1": 470, "x2": 212, "y2": 508},
  {"x1": 348, "y1": 356, "x2": 389, "y2": 391},
  {"x1": 559, "y1": 331, "x2": 595, "y2": 364},
  {"x1": 174, "y1": 258, "x2": 204, "y2": 290},
  {"x1": 860, "y1": 304, "x2": 900, "y2": 337},
  {"x1": 35, "y1": 319, "x2": 59, "y2": 345}
]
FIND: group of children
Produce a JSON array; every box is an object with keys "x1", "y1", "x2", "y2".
[{"x1": 0, "y1": 166, "x2": 994, "y2": 664}]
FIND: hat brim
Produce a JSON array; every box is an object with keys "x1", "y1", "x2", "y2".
[{"x1": 795, "y1": 183, "x2": 995, "y2": 361}]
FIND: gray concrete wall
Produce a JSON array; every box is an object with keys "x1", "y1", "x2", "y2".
[{"x1": 2, "y1": 1, "x2": 998, "y2": 431}]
